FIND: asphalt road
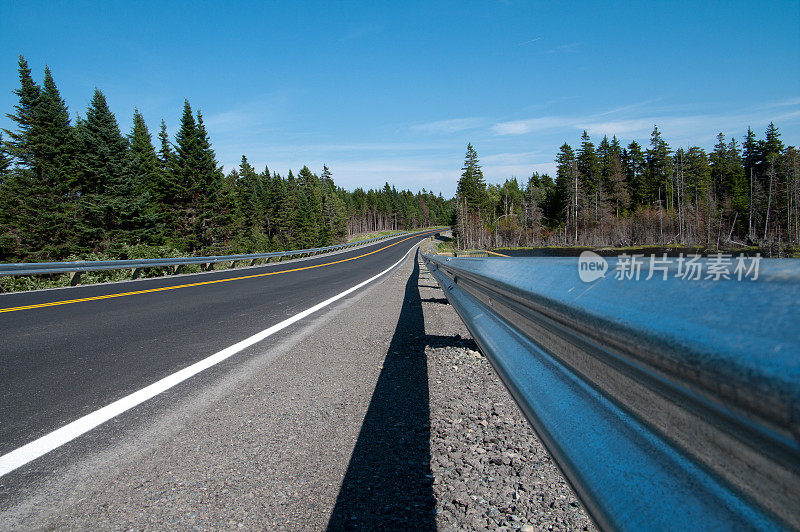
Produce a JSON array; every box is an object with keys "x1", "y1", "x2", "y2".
[{"x1": 0, "y1": 230, "x2": 436, "y2": 463}]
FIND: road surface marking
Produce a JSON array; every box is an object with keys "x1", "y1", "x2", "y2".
[
  {"x1": 0, "y1": 239, "x2": 426, "y2": 478},
  {"x1": 0, "y1": 231, "x2": 437, "y2": 314}
]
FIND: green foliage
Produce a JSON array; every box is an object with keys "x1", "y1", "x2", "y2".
[
  {"x1": 470, "y1": 123, "x2": 798, "y2": 249},
  {"x1": 456, "y1": 143, "x2": 487, "y2": 211},
  {"x1": 0, "y1": 56, "x2": 454, "y2": 271}
]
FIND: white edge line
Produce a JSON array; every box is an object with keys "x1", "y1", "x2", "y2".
[{"x1": 0, "y1": 239, "x2": 426, "y2": 478}]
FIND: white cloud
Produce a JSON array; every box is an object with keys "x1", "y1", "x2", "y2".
[
  {"x1": 492, "y1": 117, "x2": 568, "y2": 135},
  {"x1": 491, "y1": 98, "x2": 800, "y2": 143},
  {"x1": 411, "y1": 117, "x2": 484, "y2": 134},
  {"x1": 545, "y1": 42, "x2": 581, "y2": 54},
  {"x1": 517, "y1": 36, "x2": 542, "y2": 46}
]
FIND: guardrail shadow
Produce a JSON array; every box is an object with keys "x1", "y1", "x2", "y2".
[{"x1": 327, "y1": 251, "x2": 442, "y2": 530}]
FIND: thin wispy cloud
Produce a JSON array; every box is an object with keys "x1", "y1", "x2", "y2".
[
  {"x1": 546, "y1": 42, "x2": 581, "y2": 54},
  {"x1": 481, "y1": 150, "x2": 545, "y2": 165},
  {"x1": 410, "y1": 117, "x2": 484, "y2": 134},
  {"x1": 491, "y1": 117, "x2": 571, "y2": 135},
  {"x1": 491, "y1": 98, "x2": 800, "y2": 142},
  {"x1": 203, "y1": 92, "x2": 293, "y2": 135},
  {"x1": 517, "y1": 36, "x2": 542, "y2": 46}
]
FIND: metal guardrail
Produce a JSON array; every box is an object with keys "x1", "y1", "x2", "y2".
[
  {"x1": 422, "y1": 253, "x2": 799, "y2": 531},
  {"x1": 0, "y1": 232, "x2": 409, "y2": 281}
]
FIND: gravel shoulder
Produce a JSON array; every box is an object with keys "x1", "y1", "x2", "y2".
[
  {"x1": 418, "y1": 253, "x2": 594, "y2": 531},
  {"x1": 2, "y1": 240, "x2": 593, "y2": 530}
]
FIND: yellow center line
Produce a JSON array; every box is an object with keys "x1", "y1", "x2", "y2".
[
  {"x1": 0, "y1": 231, "x2": 438, "y2": 314},
  {"x1": 487, "y1": 250, "x2": 510, "y2": 257}
]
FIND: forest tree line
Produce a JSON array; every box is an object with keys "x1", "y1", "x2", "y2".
[
  {"x1": 455, "y1": 123, "x2": 798, "y2": 250},
  {"x1": 0, "y1": 56, "x2": 452, "y2": 262}
]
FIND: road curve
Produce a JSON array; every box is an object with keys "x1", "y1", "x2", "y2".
[{"x1": 0, "y1": 230, "x2": 437, "y2": 470}]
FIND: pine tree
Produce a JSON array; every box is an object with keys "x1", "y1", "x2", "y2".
[
  {"x1": 74, "y1": 88, "x2": 129, "y2": 195},
  {"x1": 0, "y1": 133, "x2": 10, "y2": 181},
  {"x1": 710, "y1": 132, "x2": 728, "y2": 201},
  {"x1": 2, "y1": 60, "x2": 75, "y2": 259},
  {"x1": 645, "y1": 125, "x2": 672, "y2": 206},
  {"x1": 555, "y1": 143, "x2": 580, "y2": 241},
  {"x1": 742, "y1": 127, "x2": 760, "y2": 238},
  {"x1": 456, "y1": 143, "x2": 487, "y2": 211},
  {"x1": 195, "y1": 110, "x2": 227, "y2": 249},
  {"x1": 171, "y1": 100, "x2": 202, "y2": 249},
  {"x1": 321, "y1": 164, "x2": 334, "y2": 187},
  {"x1": 3, "y1": 56, "x2": 40, "y2": 169},
  {"x1": 173, "y1": 100, "x2": 201, "y2": 200},
  {"x1": 128, "y1": 109, "x2": 159, "y2": 193},
  {"x1": 624, "y1": 140, "x2": 647, "y2": 208},
  {"x1": 455, "y1": 143, "x2": 487, "y2": 248},
  {"x1": 577, "y1": 131, "x2": 601, "y2": 222},
  {"x1": 33, "y1": 66, "x2": 74, "y2": 184},
  {"x1": 604, "y1": 137, "x2": 629, "y2": 218}
]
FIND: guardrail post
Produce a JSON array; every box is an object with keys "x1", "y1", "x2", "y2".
[
  {"x1": 250, "y1": 258, "x2": 258, "y2": 266},
  {"x1": 173, "y1": 265, "x2": 182, "y2": 275},
  {"x1": 69, "y1": 271, "x2": 82, "y2": 286},
  {"x1": 131, "y1": 267, "x2": 143, "y2": 280}
]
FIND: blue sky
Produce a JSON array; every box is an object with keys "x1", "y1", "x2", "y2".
[{"x1": 1, "y1": 1, "x2": 798, "y2": 196}]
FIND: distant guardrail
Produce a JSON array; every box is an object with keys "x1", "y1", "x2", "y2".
[
  {"x1": 422, "y1": 252, "x2": 799, "y2": 531},
  {"x1": 0, "y1": 232, "x2": 409, "y2": 285}
]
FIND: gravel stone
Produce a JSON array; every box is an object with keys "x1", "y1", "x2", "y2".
[
  {"x1": 418, "y1": 252, "x2": 595, "y2": 532},
  {"x1": 3, "y1": 240, "x2": 594, "y2": 531}
]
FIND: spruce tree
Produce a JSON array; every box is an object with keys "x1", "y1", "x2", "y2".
[
  {"x1": 3, "y1": 56, "x2": 40, "y2": 169},
  {"x1": 2, "y1": 60, "x2": 75, "y2": 259},
  {"x1": 645, "y1": 126, "x2": 672, "y2": 205},
  {"x1": 456, "y1": 143, "x2": 487, "y2": 211},
  {"x1": 577, "y1": 131, "x2": 601, "y2": 221},
  {"x1": 173, "y1": 100, "x2": 201, "y2": 200},
  {"x1": 195, "y1": 110, "x2": 226, "y2": 248},
  {"x1": 604, "y1": 137, "x2": 629, "y2": 218},
  {"x1": 74, "y1": 88, "x2": 129, "y2": 195},
  {"x1": 555, "y1": 143, "x2": 579, "y2": 231},
  {"x1": 128, "y1": 109, "x2": 159, "y2": 191},
  {"x1": 34, "y1": 66, "x2": 74, "y2": 184},
  {"x1": 624, "y1": 141, "x2": 646, "y2": 208},
  {"x1": 74, "y1": 88, "x2": 155, "y2": 249},
  {"x1": 171, "y1": 101, "x2": 202, "y2": 249},
  {"x1": 0, "y1": 133, "x2": 10, "y2": 181}
]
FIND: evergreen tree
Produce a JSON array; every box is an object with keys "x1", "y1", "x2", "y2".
[
  {"x1": 555, "y1": 142, "x2": 579, "y2": 230},
  {"x1": 321, "y1": 164, "x2": 334, "y2": 187},
  {"x1": 74, "y1": 88, "x2": 129, "y2": 196},
  {"x1": 171, "y1": 100, "x2": 202, "y2": 249},
  {"x1": 456, "y1": 143, "x2": 487, "y2": 211},
  {"x1": 710, "y1": 133, "x2": 729, "y2": 201},
  {"x1": 455, "y1": 143, "x2": 487, "y2": 247},
  {"x1": 195, "y1": 110, "x2": 227, "y2": 249},
  {"x1": 646, "y1": 126, "x2": 672, "y2": 206},
  {"x1": 577, "y1": 130, "x2": 601, "y2": 221},
  {"x1": 2, "y1": 60, "x2": 75, "y2": 259},
  {"x1": 3, "y1": 56, "x2": 40, "y2": 168},
  {"x1": 0, "y1": 133, "x2": 10, "y2": 181},
  {"x1": 33, "y1": 66, "x2": 74, "y2": 184},
  {"x1": 604, "y1": 137, "x2": 629, "y2": 217},
  {"x1": 128, "y1": 109, "x2": 159, "y2": 194},
  {"x1": 624, "y1": 140, "x2": 647, "y2": 208}
]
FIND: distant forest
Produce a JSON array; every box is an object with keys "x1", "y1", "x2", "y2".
[
  {"x1": 0, "y1": 56, "x2": 453, "y2": 262},
  {"x1": 455, "y1": 122, "x2": 799, "y2": 250}
]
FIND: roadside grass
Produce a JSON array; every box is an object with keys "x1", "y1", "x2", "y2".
[
  {"x1": 0, "y1": 245, "x2": 203, "y2": 294},
  {"x1": 1, "y1": 229, "x2": 451, "y2": 294},
  {"x1": 493, "y1": 244, "x2": 800, "y2": 255},
  {"x1": 346, "y1": 230, "x2": 407, "y2": 243}
]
